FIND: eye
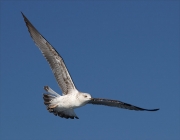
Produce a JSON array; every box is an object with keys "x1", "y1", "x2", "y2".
[{"x1": 84, "y1": 95, "x2": 87, "y2": 98}]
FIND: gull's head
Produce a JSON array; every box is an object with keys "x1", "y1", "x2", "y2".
[{"x1": 79, "y1": 93, "x2": 92, "y2": 103}]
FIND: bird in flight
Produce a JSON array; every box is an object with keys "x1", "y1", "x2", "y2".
[{"x1": 22, "y1": 12, "x2": 159, "y2": 119}]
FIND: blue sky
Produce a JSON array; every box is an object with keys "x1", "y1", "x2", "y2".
[{"x1": 1, "y1": 1, "x2": 179, "y2": 140}]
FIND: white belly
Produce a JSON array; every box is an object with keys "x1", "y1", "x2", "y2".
[{"x1": 52, "y1": 95, "x2": 84, "y2": 111}]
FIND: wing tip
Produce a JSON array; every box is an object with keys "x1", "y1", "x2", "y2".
[
  {"x1": 146, "y1": 108, "x2": 160, "y2": 111},
  {"x1": 21, "y1": 12, "x2": 27, "y2": 21},
  {"x1": 21, "y1": 11, "x2": 24, "y2": 16}
]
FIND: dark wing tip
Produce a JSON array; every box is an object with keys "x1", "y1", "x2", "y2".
[
  {"x1": 21, "y1": 12, "x2": 27, "y2": 21},
  {"x1": 21, "y1": 12, "x2": 35, "y2": 30},
  {"x1": 145, "y1": 108, "x2": 160, "y2": 111},
  {"x1": 21, "y1": 12, "x2": 24, "y2": 16}
]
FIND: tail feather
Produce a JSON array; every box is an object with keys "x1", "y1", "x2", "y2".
[
  {"x1": 43, "y1": 94, "x2": 56, "y2": 102},
  {"x1": 43, "y1": 94, "x2": 56, "y2": 106},
  {"x1": 44, "y1": 86, "x2": 60, "y2": 97}
]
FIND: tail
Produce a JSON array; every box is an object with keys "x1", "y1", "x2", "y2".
[
  {"x1": 43, "y1": 94, "x2": 56, "y2": 106},
  {"x1": 43, "y1": 86, "x2": 60, "y2": 110},
  {"x1": 44, "y1": 86, "x2": 60, "y2": 97}
]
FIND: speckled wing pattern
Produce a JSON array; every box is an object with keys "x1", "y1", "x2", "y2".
[
  {"x1": 21, "y1": 12, "x2": 76, "y2": 95},
  {"x1": 88, "y1": 98, "x2": 159, "y2": 111}
]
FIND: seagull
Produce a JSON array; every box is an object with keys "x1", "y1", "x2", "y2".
[{"x1": 22, "y1": 12, "x2": 159, "y2": 119}]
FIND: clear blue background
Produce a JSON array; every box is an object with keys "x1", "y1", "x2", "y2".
[{"x1": 1, "y1": 1, "x2": 179, "y2": 140}]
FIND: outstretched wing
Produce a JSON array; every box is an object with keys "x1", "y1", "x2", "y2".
[
  {"x1": 88, "y1": 98, "x2": 159, "y2": 111},
  {"x1": 22, "y1": 12, "x2": 77, "y2": 95}
]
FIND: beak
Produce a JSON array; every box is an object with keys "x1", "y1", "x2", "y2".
[{"x1": 90, "y1": 98, "x2": 94, "y2": 100}]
